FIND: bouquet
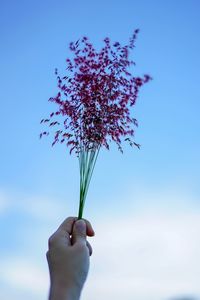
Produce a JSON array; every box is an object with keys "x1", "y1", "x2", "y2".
[{"x1": 40, "y1": 29, "x2": 151, "y2": 219}]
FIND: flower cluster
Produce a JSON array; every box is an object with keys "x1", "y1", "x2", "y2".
[{"x1": 40, "y1": 29, "x2": 151, "y2": 155}]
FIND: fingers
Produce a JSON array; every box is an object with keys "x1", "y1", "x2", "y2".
[
  {"x1": 48, "y1": 217, "x2": 77, "y2": 249},
  {"x1": 48, "y1": 228, "x2": 71, "y2": 248},
  {"x1": 71, "y1": 221, "x2": 93, "y2": 256},
  {"x1": 84, "y1": 219, "x2": 95, "y2": 237},
  {"x1": 48, "y1": 216, "x2": 95, "y2": 250},
  {"x1": 58, "y1": 216, "x2": 95, "y2": 237},
  {"x1": 58, "y1": 216, "x2": 77, "y2": 234},
  {"x1": 71, "y1": 219, "x2": 87, "y2": 246},
  {"x1": 86, "y1": 240, "x2": 93, "y2": 256}
]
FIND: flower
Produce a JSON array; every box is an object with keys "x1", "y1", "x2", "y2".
[
  {"x1": 40, "y1": 29, "x2": 152, "y2": 218},
  {"x1": 40, "y1": 29, "x2": 151, "y2": 155}
]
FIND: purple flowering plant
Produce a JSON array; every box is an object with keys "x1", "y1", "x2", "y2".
[{"x1": 40, "y1": 29, "x2": 151, "y2": 219}]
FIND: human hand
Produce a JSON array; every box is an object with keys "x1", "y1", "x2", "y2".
[{"x1": 47, "y1": 217, "x2": 95, "y2": 300}]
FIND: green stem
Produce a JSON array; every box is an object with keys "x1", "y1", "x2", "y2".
[{"x1": 77, "y1": 146, "x2": 100, "y2": 219}]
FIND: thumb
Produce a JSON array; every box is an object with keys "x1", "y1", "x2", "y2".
[{"x1": 72, "y1": 219, "x2": 87, "y2": 245}]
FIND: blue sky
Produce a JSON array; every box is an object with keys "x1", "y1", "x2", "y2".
[{"x1": 0, "y1": 1, "x2": 200, "y2": 299}]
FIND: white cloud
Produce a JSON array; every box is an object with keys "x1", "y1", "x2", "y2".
[
  {"x1": 0, "y1": 186, "x2": 200, "y2": 300},
  {"x1": 83, "y1": 212, "x2": 200, "y2": 300},
  {"x1": 0, "y1": 258, "x2": 48, "y2": 299},
  {"x1": 0, "y1": 187, "x2": 71, "y2": 223},
  {"x1": 18, "y1": 195, "x2": 67, "y2": 222}
]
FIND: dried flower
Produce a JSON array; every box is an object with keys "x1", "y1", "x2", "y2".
[{"x1": 40, "y1": 29, "x2": 152, "y2": 218}]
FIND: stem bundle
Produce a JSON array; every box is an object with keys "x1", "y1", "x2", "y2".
[{"x1": 78, "y1": 146, "x2": 100, "y2": 219}]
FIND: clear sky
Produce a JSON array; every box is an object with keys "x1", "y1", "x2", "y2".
[{"x1": 0, "y1": 0, "x2": 200, "y2": 299}]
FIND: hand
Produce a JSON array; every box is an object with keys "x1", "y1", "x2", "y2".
[{"x1": 47, "y1": 216, "x2": 95, "y2": 300}]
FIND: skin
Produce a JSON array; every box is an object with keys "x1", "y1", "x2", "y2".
[{"x1": 47, "y1": 216, "x2": 95, "y2": 300}]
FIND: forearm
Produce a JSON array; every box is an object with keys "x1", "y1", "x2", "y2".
[{"x1": 49, "y1": 283, "x2": 81, "y2": 300}]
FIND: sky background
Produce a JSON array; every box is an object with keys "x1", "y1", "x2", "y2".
[{"x1": 0, "y1": 0, "x2": 200, "y2": 299}]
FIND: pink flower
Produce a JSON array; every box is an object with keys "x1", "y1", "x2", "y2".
[
  {"x1": 40, "y1": 30, "x2": 152, "y2": 218},
  {"x1": 40, "y1": 30, "x2": 152, "y2": 155}
]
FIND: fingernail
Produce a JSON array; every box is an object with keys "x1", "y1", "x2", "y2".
[{"x1": 75, "y1": 219, "x2": 86, "y2": 231}]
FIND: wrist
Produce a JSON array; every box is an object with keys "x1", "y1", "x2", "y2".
[{"x1": 49, "y1": 282, "x2": 81, "y2": 300}]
